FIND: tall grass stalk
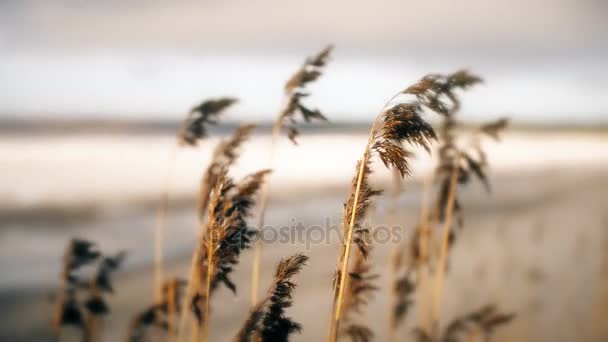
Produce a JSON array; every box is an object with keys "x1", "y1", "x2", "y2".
[
  {"x1": 155, "y1": 97, "x2": 237, "y2": 306},
  {"x1": 415, "y1": 172, "x2": 435, "y2": 333},
  {"x1": 251, "y1": 122, "x2": 281, "y2": 305},
  {"x1": 154, "y1": 145, "x2": 178, "y2": 303},
  {"x1": 329, "y1": 82, "x2": 438, "y2": 340},
  {"x1": 430, "y1": 164, "x2": 459, "y2": 338},
  {"x1": 251, "y1": 45, "x2": 333, "y2": 305},
  {"x1": 388, "y1": 169, "x2": 401, "y2": 342}
]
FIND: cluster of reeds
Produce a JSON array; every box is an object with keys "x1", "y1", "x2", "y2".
[
  {"x1": 50, "y1": 51, "x2": 519, "y2": 342},
  {"x1": 327, "y1": 73, "x2": 445, "y2": 342},
  {"x1": 53, "y1": 239, "x2": 125, "y2": 341},
  {"x1": 385, "y1": 70, "x2": 512, "y2": 341}
]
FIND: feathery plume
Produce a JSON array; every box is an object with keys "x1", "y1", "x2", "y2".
[
  {"x1": 191, "y1": 169, "x2": 270, "y2": 327},
  {"x1": 155, "y1": 96, "x2": 237, "y2": 306},
  {"x1": 252, "y1": 44, "x2": 333, "y2": 307},
  {"x1": 198, "y1": 124, "x2": 256, "y2": 218},
  {"x1": 53, "y1": 239, "x2": 125, "y2": 341},
  {"x1": 442, "y1": 305, "x2": 514, "y2": 342},
  {"x1": 177, "y1": 97, "x2": 238, "y2": 146},
  {"x1": 235, "y1": 254, "x2": 309, "y2": 342},
  {"x1": 276, "y1": 45, "x2": 333, "y2": 144}
]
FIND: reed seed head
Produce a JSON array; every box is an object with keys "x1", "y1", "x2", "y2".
[
  {"x1": 277, "y1": 45, "x2": 333, "y2": 144},
  {"x1": 177, "y1": 97, "x2": 238, "y2": 146},
  {"x1": 191, "y1": 169, "x2": 271, "y2": 323},
  {"x1": 198, "y1": 124, "x2": 256, "y2": 217},
  {"x1": 234, "y1": 253, "x2": 309, "y2": 342}
]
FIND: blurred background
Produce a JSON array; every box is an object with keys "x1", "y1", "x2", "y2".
[{"x1": 1, "y1": 1, "x2": 608, "y2": 341}]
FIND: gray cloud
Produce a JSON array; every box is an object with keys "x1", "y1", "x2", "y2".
[{"x1": 1, "y1": 0, "x2": 607, "y2": 52}]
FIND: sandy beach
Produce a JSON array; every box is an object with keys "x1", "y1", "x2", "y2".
[{"x1": 1, "y1": 131, "x2": 608, "y2": 341}]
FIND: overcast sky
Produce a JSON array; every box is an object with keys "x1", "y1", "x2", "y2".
[{"x1": 1, "y1": 0, "x2": 607, "y2": 123}]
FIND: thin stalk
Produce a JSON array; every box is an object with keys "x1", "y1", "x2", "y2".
[
  {"x1": 52, "y1": 253, "x2": 68, "y2": 336},
  {"x1": 167, "y1": 279, "x2": 178, "y2": 342},
  {"x1": 177, "y1": 248, "x2": 201, "y2": 342},
  {"x1": 416, "y1": 172, "x2": 435, "y2": 334},
  {"x1": 329, "y1": 93, "x2": 399, "y2": 342},
  {"x1": 388, "y1": 168, "x2": 401, "y2": 342},
  {"x1": 201, "y1": 232, "x2": 214, "y2": 342},
  {"x1": 53, "y1": 243, "x2": 76, "y2": 341},
  {"x1": 251, "y1": 118, "x2": 282, "y2": 306},
  {"x1": 87, "y1": 280, "x2": 100, "y2": 342},
  {"x1": 430, "y1": 165, "x2": 459, "y2": 338},
  {"x1": 154, "y1": 144, "x2": 178, "y2": 303},
  {"x1": 329, "y1": 122, "x2": 379, "y2": 342}
]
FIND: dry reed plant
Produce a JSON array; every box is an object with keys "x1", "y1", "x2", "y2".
[
  {"x1": 169, "y1": 124, "x2": 255, "y2": 334},
  {"x1": 328, "y1": 75, "x2": 444, "y2": 342},
  {"x1": 251, "y1": 44, "x2": 333, "y2": 305},
  {"x1": 431, "y1": 109, "x2": 508, "y2": 337},
  {"x1": 387, "y1": 71, "x2": 484, "y2": 337},
  {"x1": 413, "y1": 305, "x2": 514, "y2": 342},
  {"x1": 154, "y1": 97, "x2": 238, "y2": 305},
  {"x1": 175, "y1": 123, "x2": 257, "y2": 341},
  {"x1": 177, "y1": 168, "x2": 270, "y2": 342},
  {"x1": 53, "y1": 239, "x2": 124, "y2": 342},
  {"x1": 235, "y1": 253, "x2": 308, "y2": 342},
  {"x1": 380, "y1": 70, "x2": 509, "y2": 339}
]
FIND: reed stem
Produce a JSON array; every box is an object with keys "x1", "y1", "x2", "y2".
[
  {"x1": 329, "y1": 122, "x2": 378, "y2": 342},
  {"x1": 430, "y1": 164, "x2": 459, "y2": 338},
  {"x1": 329, "y1": 93, "x2": 400, "y2": 341},
  {"x1": 416, "y1": 172, "x2": 435, "y2": 334},
  {"x1": 202, "y1": 231, "x2": 214, "y2": 342},
  {"x1": 251, "y1": 119, "x2": 281, "y2": 306},
  {"x1": 154, "y1": 144, "x2": 178, "y2": 303},
  {"x1": 167, "y1": 279, "x2": 178, "y2": 342},
  {"x1": 177, "y1": 249, "x2": 201, "y2": 342},
  {"x1": 388, "y1": 168, "x2": 401, "y2": 342}
]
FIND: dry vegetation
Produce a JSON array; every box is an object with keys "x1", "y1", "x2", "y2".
[{"x1": 47, "y1": 46, "x2": 553, "y2": 342}]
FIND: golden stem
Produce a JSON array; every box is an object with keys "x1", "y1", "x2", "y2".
[
  {"x1": 388, "y1": 168, "x2": 401, "y2": 342},
  {"x1": 416, "y1": 171, "x2": 435, "y2": 333},
  {"x1": 430, "y1": 164, "x2": 459, "y2": 338},
  {"x1": 251, "y1": 120, "x2": 281, "y2": 305},
  {"x1": 177, "y1": 249, "x2": 201, "y2": 342},
  {"x1": 202, "y1": 232, "x2": 213, "y2": 342},
  {"x1": 154, "y1": 144, "x2": 178, "y2": 303},
  {"x1": 52, "y1": 246, "x2": 70, "y2": 336},
  {"x1": 167, "y1": 279, "x2": 177, "y2": 342},
  {"x1": 86, "y1": 278, "x2": 101, "y2": 342},
  {"x1": 329, "y1": 119, "x2": 379, "y2": 342}
]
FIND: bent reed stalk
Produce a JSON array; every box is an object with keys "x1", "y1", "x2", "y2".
[
  {"x1": 176, "y1": 124, "x2": 259, "y2": 341},
  {"x1": 251, "y1": 45, "x2": 333, "y2": 305},
  {"x1": 154, "y1": 97, "x2": 238, "y2": 304},
  {"x1": 154, "y1": 145, "x2": 177, "y2": 303},
  {"x1": 430, "y1": 164, "x2": 459, "y2": 338},
  {"x1": 328, "y1": 79, "x2": 441, "y2": 341}
]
